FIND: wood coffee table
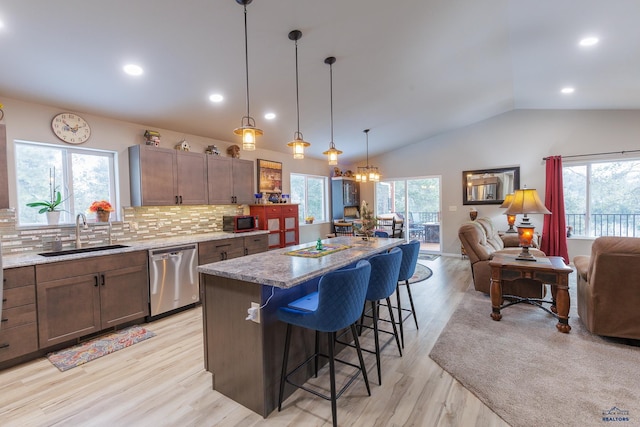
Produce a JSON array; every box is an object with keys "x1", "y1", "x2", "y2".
[{"x1": 489, "y1": 255, "x2": 573, "y2": 333}]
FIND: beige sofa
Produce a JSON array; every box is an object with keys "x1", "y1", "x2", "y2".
[
  {"x1": 458, "y1": 217, "x2": 545, "y2": 298},
  {"x1": 574, "y1": 236, "x2": 640, "y2": 340}
]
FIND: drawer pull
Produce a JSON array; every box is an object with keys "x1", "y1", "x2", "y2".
[
  {"x1": 1, "y1": 318, "x2": 7, "y2": 322},
  {"x1": 0, "y1": 343, "x2": 9, "y2": 349}
]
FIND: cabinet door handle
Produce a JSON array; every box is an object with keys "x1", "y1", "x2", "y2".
[
  {"x1": 101, "y1": 274, "x2": 106, "y2": 286},
  {"x1": 0, "y1": 343, "x2": 9, "y2": 349},
  {"x1": 175, "y1": 195, "x2": 179, "y2": 204},
  {"x1": 94, "y1": 276, "x2": 99, "y2": 287},
  {"x1": 244, "y1": 248, "x2": 248, "y2": 256},
  {"x1": 179, "y1": 195, "x2": 183, "y2": 204},
  {"x1": 1, "y1": 318, "x2": 8, "y2": 322}
]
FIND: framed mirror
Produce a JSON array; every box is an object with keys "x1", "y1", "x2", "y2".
[{"x1": 462, "y1": 166, "x2": 520, "y2": 205}]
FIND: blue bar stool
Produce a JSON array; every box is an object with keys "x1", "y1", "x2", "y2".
[
  {"x1": 277, "y1": 260, "x2": 372, "y2": 427},
  {"x1": 373, "y1": 230, "x2": 389, "y2": 238},
  {"x1": 357, "y1": 247, "x2": 403, "y2": 385},
  {"x1": 396, "y1": 240, "x2": 421, "y2": 348}
]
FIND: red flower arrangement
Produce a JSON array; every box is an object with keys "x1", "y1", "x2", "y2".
[{"x1": 88, "y1": 200, "x2": 114, "y2": 213}]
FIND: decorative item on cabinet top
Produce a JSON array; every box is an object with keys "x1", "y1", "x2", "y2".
[
  {"x1": 144, "y1": 130, "x2": 161, "y2": 146},
  {"x1": 175, "y1": 140, "x2": 190, "y2": 151}
]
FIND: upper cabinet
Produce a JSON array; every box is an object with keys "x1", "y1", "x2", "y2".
[
  {"x1": 0, "y1": 124, "x2": 8, "y2": 209},
  {"x1": 129, "y1": 145, "x2": 208, "y2": 206},
  {"x1": 207, "y1": 156, "x2": 254, "y2": 205},
  {"x1": 331, "y1": 177, "x2": 360, "y2": 221}
]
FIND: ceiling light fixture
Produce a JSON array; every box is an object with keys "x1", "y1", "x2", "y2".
[
  {"x1": 579, "y1": 36, "x2": 599, "y2": 47},
  {"x1": 355, "y1": 129, "x2": 380, "y2": 183},
  {"x1": 322, "y1": 56, "x2": 342, "y2": 165},
  {"x1": 123, "y1": 64, "x2": 143, "y2": 76},
  {"x1": 286, "y1": 30, "x2": 311, "y2": 160},
  {"x1": 561, "y1": 87, "x2": 575, "y2": 94},
  {"x1": 209, "y1": 94, "x2": 224, "y2": 103},
  {"x1": 264, "y1": 112, "x2": 276, "y2": 120},
  {"x1": 233, "y1": 0, "x2": 261, "y2": 151}
]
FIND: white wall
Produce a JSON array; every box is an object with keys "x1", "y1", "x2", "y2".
[
  {"x1": 4, "y1": 97, "x2": 640, "y2": 257},
  {"x1": 364, "y1": 109, "x2": 640, "y2": 259}
]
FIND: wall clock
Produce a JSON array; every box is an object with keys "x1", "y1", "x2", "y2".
[{"x1": 51, "y1": 113, "x2": 91, "y2": 144}]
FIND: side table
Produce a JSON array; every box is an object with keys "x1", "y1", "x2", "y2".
[{"x1": 489, "y1": 255, "x2": 573, "y2": 333}]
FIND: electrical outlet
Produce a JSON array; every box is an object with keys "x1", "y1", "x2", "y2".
[{"x1": 246, "y1": 302, "x2": 261, "y2": 323}]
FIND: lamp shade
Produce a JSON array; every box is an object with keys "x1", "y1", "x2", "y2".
[
  {"x1": 499, "y1": 193, "x2": 514, "y2": 208},
  {"x1": 504, "y1": 188, "x2": 551, "y2": 215}
]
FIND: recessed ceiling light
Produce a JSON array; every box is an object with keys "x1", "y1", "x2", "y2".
[
  {"x1": 264, "y1": 113, "x2": 276, "y2": 120},
  {"x1": 209, "y1": 94, "x2": 224, "y2": 103},
  {"x1": 579, "y1": 37, "x2": 599, "y2": 47},
  {"x1": 123, "y1": 64, "x2": 143, "y2": 76},
  {"x1": 561, "y1": 87, "x2": 575, "y2": 94}
]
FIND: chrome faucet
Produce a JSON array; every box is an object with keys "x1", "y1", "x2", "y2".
[{"x1": 75, "y1": 213, "x2": 87, "y2": 248}]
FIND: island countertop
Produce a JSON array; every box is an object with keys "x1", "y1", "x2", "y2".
[{"x1": 197, "y1": 236, "x2": 403, "y2": 289}]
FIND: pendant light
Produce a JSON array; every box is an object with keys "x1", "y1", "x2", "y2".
[
  {"x1": 286, "y1": 30, "x2": 310, "y2": 159},
  {"x1": 322, "y1": 56, "x2": 342, "y2": 165},
  {"x1": 233, "y1": 0, "x2": 262, "y2": 151},
  {"x1": 355, "y1": 129, "x2": 381, "y2": 182}
]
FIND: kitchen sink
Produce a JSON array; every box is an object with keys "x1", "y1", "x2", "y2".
[{"x1": 38, "y1": 244, "x2": 130, "y2": 257}]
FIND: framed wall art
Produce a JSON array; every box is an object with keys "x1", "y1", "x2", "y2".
[{"x1": 257, "y1": 159, "x2": 283, "y2": 194}]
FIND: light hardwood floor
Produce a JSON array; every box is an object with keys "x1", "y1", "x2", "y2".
[{"x1": 0, "y1": 256, "x2": 509, "y2": 427}]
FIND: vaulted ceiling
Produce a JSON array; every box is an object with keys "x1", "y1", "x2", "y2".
[{"x1": 1, "y1": 1, "x2": 638, "y2": 163}]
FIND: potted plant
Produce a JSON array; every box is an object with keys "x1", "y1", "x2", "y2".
[
  {"x1": 360, "y1": 200, "x2": 377, "y2": 240},
  {"x1": 305, "y1": 216, "x2": 314, "y2": 224},
  {"x1": 89, "y1": 200, "x2": 115, "y2": 222},
  {"x1": 26, "y1": 190, "x2": 66, "y2": 225}
]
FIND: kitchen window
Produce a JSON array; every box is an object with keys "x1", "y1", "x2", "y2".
[
  {"x1": 15, "y1": 140, "x2": 118, "y2": 226},
  {"x1": 290, "y1": 173, "x2": 328, "y2": 223}
]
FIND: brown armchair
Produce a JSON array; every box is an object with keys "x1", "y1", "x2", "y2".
[
  {"x1": 458, "y1": 217, "x2": 545, "y2": 298},
  {"x1": 574, "y1": 236, "x2": 640, "y2": 340}
]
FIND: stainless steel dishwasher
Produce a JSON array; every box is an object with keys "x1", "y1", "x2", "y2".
[{"x1": 149, "y1": 244, "x2": 199, "y2": 317}]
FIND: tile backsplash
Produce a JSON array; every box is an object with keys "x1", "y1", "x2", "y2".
[{"x1": 0, "y1": 205, "x2": 243, "y2": 255}]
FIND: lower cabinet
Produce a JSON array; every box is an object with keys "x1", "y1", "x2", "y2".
[
  {"x1": 36, "y1": 251, "x2": 149, "y2": 348},
  {"x1": 0, "y1": 266, "x2": 38, "y2": 363},
  {"x1": 198, "y1": 234, "x2": 268, "y2": 265}
]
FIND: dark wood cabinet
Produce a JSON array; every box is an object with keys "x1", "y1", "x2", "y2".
[
  {"x1": 250, "y1": 205, "x2": 299, "y2": 249},
  {"x1": 129, "y1": 145, "x2": 208, "y2": 206},
  {"x1": 331, "y1": 177, "x2": 360, "y2": 221},
  {"x1": 207, "y1": 156, "x2": 254, "y2": 204},
  {"x1": 0, "y1": 266, "x2": 38, "y2": 363},
  {"x1": 36, "y1": 251, "x2": 149, "y2": 348},
  {"x1": 198, "y1": 234, "x2": 268, "y2": 265},
  {"x1": 0, "y1": 124, "x2": 8, "y2": 209}
]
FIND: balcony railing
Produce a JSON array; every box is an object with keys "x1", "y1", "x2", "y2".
[{"x1": 566, "y1": 213, "x2": 640, "y2": 237}]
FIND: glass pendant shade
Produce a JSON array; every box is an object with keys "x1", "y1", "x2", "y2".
[
  {"x1": 323, "y1": 56, "x2": 341, "y2": 165},
  {"x1": 355, "y1": 129, "x2": 381, "y2": 182},
  {"x1": 286, "y1": 30, "x2": 310, "y2": 159},
  {"x1": 233, "y1": 0, "x2": 261, "y2": 151}
]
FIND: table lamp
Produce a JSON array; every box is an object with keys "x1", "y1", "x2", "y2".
[
  {"x1": 500, "y1": 193, "x2": 517, "y2": 233},
  {"x1": 504, "y1": 188, "x2": 551, "y2": 261}
]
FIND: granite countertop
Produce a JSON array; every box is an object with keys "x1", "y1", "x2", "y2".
[
  {"x1": 2, "y1": 230, "x2": 269, "y2": 269},
  {"x1": 197, "y1": 236, "x2": 404, "y2": 289}
]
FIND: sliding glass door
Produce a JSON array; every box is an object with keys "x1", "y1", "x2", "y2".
[{"x1": 375, "y1": 176, "x2": 441, "y2": 252}]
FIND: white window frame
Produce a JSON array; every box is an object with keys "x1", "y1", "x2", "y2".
[
  {"x1": 290, "y1": 173, "x2": 329, "y2": 224},
  {"x1": 15, "y1": 140, "x2": 119, "y2": 227}
]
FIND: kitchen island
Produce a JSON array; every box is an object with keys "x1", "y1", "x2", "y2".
[{"x1": 197, "y1": 236, "x2": 404, "y2": 417}]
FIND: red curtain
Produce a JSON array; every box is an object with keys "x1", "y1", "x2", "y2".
[{"x1": 541, "y1": 156, "x2": 569, "y2": 263}]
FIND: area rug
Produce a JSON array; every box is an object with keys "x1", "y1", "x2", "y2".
[
  {"x1": 429, "y1": 280, "x2": 640, "y2": 427},
  {"x1": 418, "y1": 253, "x2": 440, "y2": 261},
  {"x1": 408, "y1": 263, "x2": 432, "y2": 284},
  {"x1": 47, "y1": 325, "x2": 156, "y2": 371}
]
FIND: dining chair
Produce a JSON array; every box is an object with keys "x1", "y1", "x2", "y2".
[{"x1": 334, "y1": 222, "x2": 354, "y2": 236}]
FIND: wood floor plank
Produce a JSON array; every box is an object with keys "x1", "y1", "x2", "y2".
[{"x1": 0, "y1": 256, "x2": 509, "y2": 427}]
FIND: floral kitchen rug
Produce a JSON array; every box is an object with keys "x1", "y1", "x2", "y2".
[{"x1": 47, "y1": 325, "x2": 156, "y2": 372}]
